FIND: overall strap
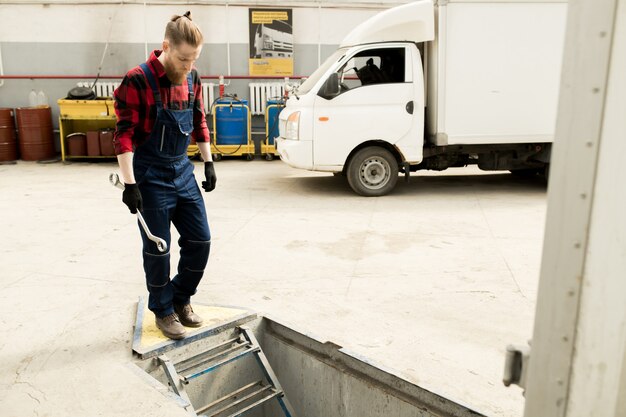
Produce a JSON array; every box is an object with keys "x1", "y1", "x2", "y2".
[
  {"x1": 187, "y1": 72, "x2": 195, "y2": 110},
  {"x1": 139, "y1": 62, "x2": 163, "y2": 109}
]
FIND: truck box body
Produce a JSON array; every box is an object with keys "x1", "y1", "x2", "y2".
[
  {"x1": 276, "y1": 0, "x2": 568, "y2": 195},
  {"x1": 427, "y1": 1, "x2": 567, "y2": 146}
]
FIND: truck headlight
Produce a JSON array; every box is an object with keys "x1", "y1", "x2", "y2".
[{"x1": 285, "y1": 111, "x2": 300, "y2": 140}]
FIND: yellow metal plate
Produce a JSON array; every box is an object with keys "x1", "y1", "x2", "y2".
[{"x1": 132, "y1": 297, "x2": 256, "y2": 359}]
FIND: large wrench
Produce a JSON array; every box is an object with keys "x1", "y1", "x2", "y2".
[{"x1": 109, "y1": 173, "x2": 168, "y2": 253}]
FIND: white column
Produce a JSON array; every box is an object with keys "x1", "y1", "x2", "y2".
[{"x1": 523, "y1": 0, "x2": 626, "y2": 416}]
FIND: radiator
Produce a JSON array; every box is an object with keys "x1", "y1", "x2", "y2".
[
  {"x1": 249, "y1": 82, "x2": 285, "y2": 115},
  {"x1": 77, "y1": 81, "x2": 120, "y2": 98},
  {"x1": 202, "y1": 83, "x2": 216, "y2": 114},
  {"x1": 77, "y1": 81, "x2": 287, "y2": 116},
  {"x1": 77, "y1": 81, "x2": 216, "y2": 115}
]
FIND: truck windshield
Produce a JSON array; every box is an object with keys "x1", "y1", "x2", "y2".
[{"x1": 296, "y1": 48, "x2": 349, "y2": 95}]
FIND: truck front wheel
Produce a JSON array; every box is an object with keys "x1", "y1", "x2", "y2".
[{"x1": 347, "y1": 146, "x2": 399, "y2": 196}]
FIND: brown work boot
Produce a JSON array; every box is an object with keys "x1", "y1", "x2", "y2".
[
  {"x1": 174, "y1": 304, "x2": 204, "y2": 328},
  {"x1": 155, "y1": 313, "x2": 186, "y2": 340}
]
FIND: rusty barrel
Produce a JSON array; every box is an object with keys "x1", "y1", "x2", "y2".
[
  {"x1": 0, "y1": 108, "x2": 18, "y2": 162},
  {"x1": 16, "y1": 106, "x2": 55, "y2": 161}
]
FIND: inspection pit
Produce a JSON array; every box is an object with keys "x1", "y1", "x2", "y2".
[{"x1": 131, "y1": 300, "x2": 483, "y2": 417}]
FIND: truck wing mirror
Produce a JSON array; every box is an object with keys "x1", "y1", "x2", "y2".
[{"x1": 321, "y1": 73, "x2": 341, "y2": 99}]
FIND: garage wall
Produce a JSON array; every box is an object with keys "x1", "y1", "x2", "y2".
[{"x1": 0, "y1": 2, "x2": 404, "y2": 112}]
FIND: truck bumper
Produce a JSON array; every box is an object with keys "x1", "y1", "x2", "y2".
[{"x1": 276, "y1": 137, "x2": 314, "y2": 170}]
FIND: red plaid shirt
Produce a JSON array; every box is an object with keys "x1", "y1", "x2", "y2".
[{"x1": 113, "y1": 50, "x2": 210, "y2": 155}]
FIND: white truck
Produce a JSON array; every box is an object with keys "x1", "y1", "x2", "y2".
[
  {"x1": 276, "y1": 0, "x2": 567, "y2": 196},
  {"x1": 253, "y1": 23, "x2": 294, "y2": 59}
]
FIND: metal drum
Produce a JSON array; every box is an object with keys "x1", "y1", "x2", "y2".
[
  {"x1": 215, "y1": 98, "x2": 248, "y2": 145},
  {"x1": 16, "y1": 106, "x2": 55, "y2": 161},
  {"x1": 0, "y1": 108, "x2": 18, "y2": 162}
]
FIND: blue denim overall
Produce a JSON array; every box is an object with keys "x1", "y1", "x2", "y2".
[{"x1": 134, "y1": 62, "x2": 211, "y2": 318}]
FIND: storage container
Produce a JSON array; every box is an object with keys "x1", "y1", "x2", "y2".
[
  {"x1": 16, "y1": 106, "x2": 55, "y2": 161},
  {"x1": 86, "y1": 131, "x2": 101, "y2": 156},
  {"x1": 266, "y1": 99, "x2": 285, "y2": 146},
  {"x1": 215, "y1": 98, "x2": 249, "y2": 145},
  {"x1": 66, "y1": 132, "x2": 87, "y2": 156},
  {"x1": 0, "y1": 108, "x2": 18, "y2": 162},
  {"x1": 99, "y1": 129, "x2": 115, "y2": 156}
]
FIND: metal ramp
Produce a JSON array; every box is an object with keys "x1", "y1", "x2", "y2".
[{"x1": 132, "y1": 298, "x2": 296, "y2": 417}]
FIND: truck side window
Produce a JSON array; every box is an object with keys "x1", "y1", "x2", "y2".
[{"x1": 334, "y1": 47, "x2": 406, "y2": 95}]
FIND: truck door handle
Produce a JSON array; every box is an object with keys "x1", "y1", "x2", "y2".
[{"x1": 406, "y1": 101, "x2": 414, "y2": 114}]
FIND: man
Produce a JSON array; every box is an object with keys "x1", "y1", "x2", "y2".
[{"x1": 113, "y1": 11, "x2": 216, "y2": 340}]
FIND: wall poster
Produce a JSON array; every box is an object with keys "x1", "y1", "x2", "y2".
[{"x1": 249, "y1": 9, "x2": 293, "y2": 76}]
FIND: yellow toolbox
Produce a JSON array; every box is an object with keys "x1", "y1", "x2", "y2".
[
  {"x1": 58, "y1": 98, "x2": 200, "y2": 161},
  {"x1": 57, "y1": 98, "x2": 115, "y2": 118},
  {"x1": 58, "y1": 98, "x2": 117, "y2": 161}
]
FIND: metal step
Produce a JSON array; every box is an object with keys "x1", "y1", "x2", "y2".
[
  {"x1": 196, "y1": 380, "x2": 282, "y2": 417},
  {"x1": 180, "y1": 343, "x2": 260, "y2": 384},
  {"x1": 175, "y1": 336, "x2": 244, "y2": 373}
]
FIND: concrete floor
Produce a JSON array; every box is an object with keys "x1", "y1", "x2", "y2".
[{"x1": 0, "y1": 159, "x2": 547, "y2": 416}]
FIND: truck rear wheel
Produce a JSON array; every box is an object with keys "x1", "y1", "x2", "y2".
[{"x1": 347, "y1": 146, "x2": 399, "y2": 196}]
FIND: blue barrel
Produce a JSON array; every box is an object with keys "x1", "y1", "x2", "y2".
[
  {"x1": 215, "y1": 98, "x2": 248, "y2": 145},
  {"x1": 266, "y1": 99, "x2": 285, "y2": 145}
]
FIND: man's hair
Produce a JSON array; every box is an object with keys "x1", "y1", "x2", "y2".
[{"x1": 165, "y1": 11, "x2": 203, "y2": 47}]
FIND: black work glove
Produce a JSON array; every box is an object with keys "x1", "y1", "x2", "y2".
[
  {"x1": 202, "y1": 161, "x2": 217, "y2": 192},
  {"x1": 122, "y1": 183, "x2": 143, "y2": 214}
]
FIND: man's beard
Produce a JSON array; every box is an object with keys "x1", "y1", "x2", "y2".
[{"x1": 163, "y1": 59, "x2": 188, "y2": 84}]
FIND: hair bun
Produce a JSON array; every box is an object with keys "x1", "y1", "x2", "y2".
[{"x1": 170, "y1": 11, "x2": 192, "y2": 22}]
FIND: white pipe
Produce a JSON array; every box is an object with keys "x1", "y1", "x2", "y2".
[
  {"x1": 91, "y1": 1, "x2": 120, "y2": 88},
  {"x1": 143, "y1": 0, "x2": 148, "y2": 60},
  {"x1": 226, "y1": 1, "x2": 231, "y2": 77},
  {"x1": 317, "y1": 3, "x2": 321, "y2": 67},
  {"x1": 0, "y1": 1, "x2": 406, "y2": 10}
]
